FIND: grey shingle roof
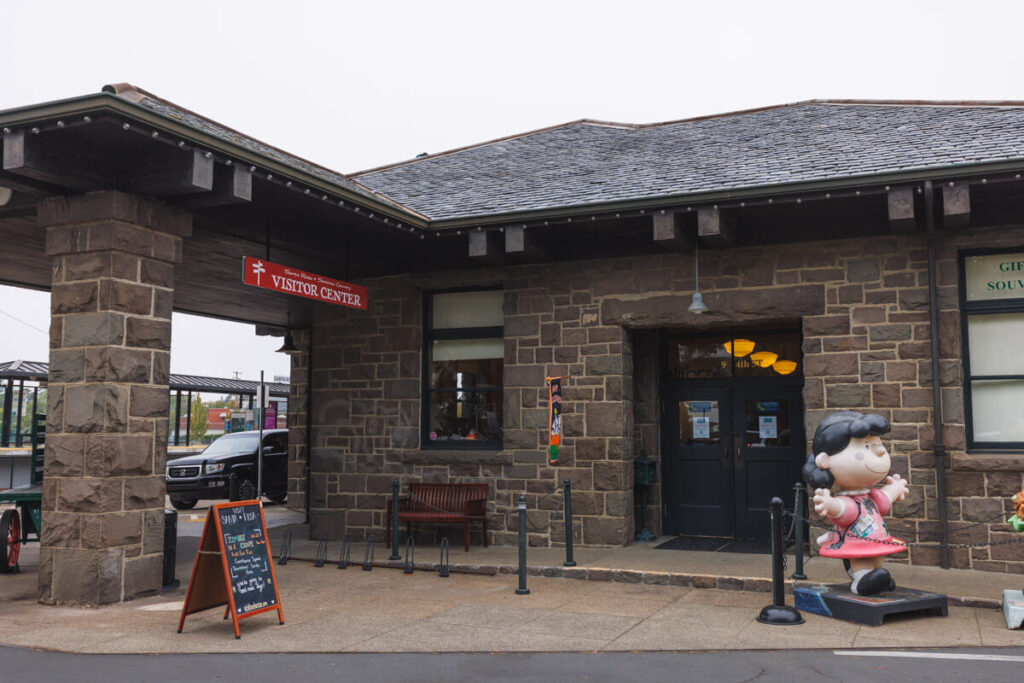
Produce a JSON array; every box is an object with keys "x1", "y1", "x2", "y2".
[{"x1": 353, "y1": 101, "x2": 1024, "y2": 222}]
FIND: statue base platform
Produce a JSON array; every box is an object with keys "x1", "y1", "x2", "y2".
[
  {"x1": 793, "y1": 584, "x2": 947, "y2": 627},
  {"x1": 1002, "y1": 589, "x2": 1024, "y2": 629}
]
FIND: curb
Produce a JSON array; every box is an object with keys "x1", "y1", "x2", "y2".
[{"x1": 274, "y1": 555, "x2": 1001, "y2": 609}]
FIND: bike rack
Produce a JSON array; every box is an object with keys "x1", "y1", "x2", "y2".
[
  {"x1": 278, "y1": 529, "x2": 292, "y2": 565},
  {"x1": 314, "y1": 534, "x2": 328, "y2": 568},
  {"x1": 362, "y1": 535, "x2": 375, "y2": 571},
  {"x1": 403, "y1": 537, "x2": 415, "y2": 574},
  {"x1": 337, "y1": 536, "x2": 351, "y2": 569},
  {"x1": 439, "y1": 537, "x2": 451, "y2": 578}
]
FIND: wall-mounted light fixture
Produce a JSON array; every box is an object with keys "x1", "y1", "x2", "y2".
[{"x1": 687, "y1": 241, "x2": 708, "y2": 314}]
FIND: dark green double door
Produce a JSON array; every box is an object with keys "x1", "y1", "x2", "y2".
[{"x1": 661, "y1": 382, "x2": 804, "y2": 540}]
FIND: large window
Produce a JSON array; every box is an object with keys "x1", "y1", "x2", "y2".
[
  {"x1": 422, "y1": 289, "x2": 503, "y2": 448},
  {"x1": 961, "y1": 250, "x2": 1024, "y2": 449}
]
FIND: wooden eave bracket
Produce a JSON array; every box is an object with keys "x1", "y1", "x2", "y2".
[
  {"x1": 653, "y1": 211, "x2": 692, "y2": 250},
  {"x1": 887, "y1": 187, "x2": 916, "y2": 233},
  {"x1": 504, "y1": 225, "x2": 548, "y2": 261},
  {"x1": 3, "y1": 130, "x2": 109, "y2": 192},
  {"x1": 942, "y1": 184, "x2": 970, "y2": 230},
  {"x1": 697, "y1": 206, "x2": 735, "y2": 245},
  {"x1": 468, "y1": 229, "x2": 505, "y2": 264}
]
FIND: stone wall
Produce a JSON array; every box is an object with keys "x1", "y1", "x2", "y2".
[
  {"x1": 295, "y1": 222, "x2": 1024, "y2": 571},
  {"x1": 38, "y1": 192, "x2": 189, "y2": 604}
]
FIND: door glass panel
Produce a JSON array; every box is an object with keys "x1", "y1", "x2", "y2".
[
  {"x1": 741, "y1": 399, "x2": 790, "y2": 447},
  {"x1": 669, "y1": 336, "x2": 732, "y2": 379},
  {"x1": 734, "y1": 331, "x2": 802, "y2": 378},
  {"x1": 679, "y1": 400, "x2": 720, "y2": 445}
]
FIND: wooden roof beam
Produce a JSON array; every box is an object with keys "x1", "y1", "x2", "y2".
[
  {"x1": 130, "y1": 148, "x2": 213, "y2": 196},
  {"x1": 697, "y1": 206, "x2": 735, "y2": 245},
  {"x1": 3, "y1": 130, "x2": 108, "y2": 192},
  {"x1": 181, "y1": 164, "x2": 252, "y2": 208},
  {"x1": 652, "y1": 211, "x2": 692, "y2": 250},
  {"x1": 504, "y1": 225, "x2": 548, "y2": 261},
  {"x1": 887, "y1": 187, "x2": 916, "y2": 233},
  {"x1": 468, "y1": 229, "x2": 505, "y2": 264},
  {"x1": 942, "y1": 184, "x2": 970, "y2": 229}
]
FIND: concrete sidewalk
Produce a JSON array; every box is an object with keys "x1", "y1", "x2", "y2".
[{"x1": 1, "y1": 514, "x2": 1023, "y2": 654}]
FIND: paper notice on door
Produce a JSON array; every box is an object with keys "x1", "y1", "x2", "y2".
[
  {"x1": 759, "y1": 415, "x2": 778, "y2": 439},
  {"x1": 693, "y1": 415, "x2": 710, "y2": 439}
]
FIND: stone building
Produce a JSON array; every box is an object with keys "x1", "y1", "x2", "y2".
[{"x1": 4, "y1": 88, "x2": 1024, "y2": 604}]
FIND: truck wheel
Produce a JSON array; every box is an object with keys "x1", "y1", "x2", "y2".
[
  {"x1": 170, "y1": 497, "x2": 198, "y2": 511},
  {"x1": 0, "y1": 509, "x2": 21, "y2": 574},
  {"x1": 234, "y1": 478, "x2": 258, "y2": 502}
]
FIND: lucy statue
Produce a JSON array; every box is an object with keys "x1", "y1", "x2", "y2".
[{"x1": 803, "y1": 411, "x2": 909, "y2": 596}]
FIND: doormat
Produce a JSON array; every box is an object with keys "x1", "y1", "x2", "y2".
[{"x1": 654, "y1": 536, "x2": 792, "y2": 555}]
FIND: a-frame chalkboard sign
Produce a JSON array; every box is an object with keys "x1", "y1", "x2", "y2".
[{"x1": 177, "y1": 501, "x2": 284, "y2": 639}]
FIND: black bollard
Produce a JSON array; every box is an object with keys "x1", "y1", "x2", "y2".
[
  {"x1": 515, "y1": 495, "x2": 530, "y2": 595},
  {"x1": 362, "y1": 535, "x2": 375, "y2": 571},
  {"x1": 337, "y1": 536, "x2": 351, "y2": 569},
  {"x1": 314, "y1": 534, "x2": 328, "y2": 568},
  {"x1": 757, "y1": 497, "x2": 804, "y2": 625},
  {"x1": 563, "y1": 479, "x2": 576, "y2": 567},
  {"x1": 278, "y1": 529, "x2": 292, "y2": 565},
  {"x1": 404, "y1": 537, "x2": 415, "y2": 574},
  {"x1": 389, "y1": 478, "x2": 402, "y2": 561},
  {"x1": 792, "y1": 483, "x2": 807, "y2": 580},
  {"x1": 439, "y1": 537, "x2": 450, "y2": 578}
]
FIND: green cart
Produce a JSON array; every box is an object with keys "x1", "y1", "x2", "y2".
[{"x1": 0, "y1": 413, "x2": 44, "y2": 574}]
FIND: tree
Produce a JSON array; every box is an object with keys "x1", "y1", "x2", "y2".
[{"x1": 189, "y1": 395, "x2": 209, "y2": 444}]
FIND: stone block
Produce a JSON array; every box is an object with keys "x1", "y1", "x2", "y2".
[
  {"x1": 504, "y1": 365, "x2": 546, "y2": 387},
  {"x1": 123, "y1": 476, "x2": 164, "y2": 510},
  {"x1": 826, "y1": 383, "x2": 871, "y2": 408},
  {"x1": 140, "y1": 259, "x2": 174, "y2": 288},
  {"x1": 85, "y1": 434, "x2": 154, "y2": 477},
  {"x1": 130, "y1": 385, "x2": 169, "y2": 418},
  {"x1": 805, "y1": 353, "x2": 857, "y2": 376},
  {"x1": 846, "y1": 257, "x2": 880, "y2": 283},
  {"x1": 58, "y1": 478, "x2": 123, "y2": 513},
  {"x1": 804, "y1": 315, "x2": 850, "y2": 336},
  {"x1": 593, "y1": 461, "x2": 627, "y2": 491},
  {"x1": 83, "y1": 347, "x2": 152, "y2": 383},
  {"x1": 51, "y1": 282, "x2": 98, "y2": 314},
  {"x1": 63, "y1": 252, "x2": 112, "y2": 281},
  {"x1": 142, "y1": 509, "x2": 165, "y2": 555},
  {"x1": 64, "y1": 384, "x2": 128, "y2": 433},
  {"x1": 504, "y1": 314, "x2": 539, "y2": 337},
  {"x1": 123, "y1": 553, "x2": 163, "y2": 598},
  {"x1": 61, "y1": 312, "x2": 125, "y2": 347},
  {"x1": 42, "y1": 433, "x2": 85, "y2": 477},
  {"x1": 40, "y1": 511, "x2": 81, "y2": 548},
  {"x1": 99, "y1": 280, "x2": 153, "y2": 315},
  {"x1": 39, "y1": 191, "x2": 192, "y2": 239},
  {"x1": 586, "y1": 403, "x2": 623, "y2": 437},
  {"x1": 125, "y1": 317, "x2": 171, "y2": 350},
  {"x1": 585, "y1": 355, "x2": 622, "y2": 376},
  {"x1": 582, "y1": 516, "x2": 628, "y2": 545},
  {"x1": 869, "y1": 324, "x2": 912, "y2": 342},
  {"x1": 46, "y1": 547, "x2": 124, "y2": 605}
]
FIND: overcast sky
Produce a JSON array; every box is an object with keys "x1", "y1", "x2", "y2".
[{"x1": 1, "y1": 0, "x2": 1022, "y2": 381}]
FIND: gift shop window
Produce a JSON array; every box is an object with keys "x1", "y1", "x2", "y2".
[
  {"x1": 961, "y1": 250, "x2": 1024, "y2": 450},
  {"x1": 422, "y1": 289, "x2": 504, "y2": 449}
]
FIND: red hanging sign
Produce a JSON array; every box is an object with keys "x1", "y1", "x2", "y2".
[{"x1": 242, "y1": 256, "x2": 367, "y2": 310}]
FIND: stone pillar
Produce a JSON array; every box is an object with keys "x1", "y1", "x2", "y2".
[{"x1": 38, "y1": 191, "x2": 191, "y2": 605}]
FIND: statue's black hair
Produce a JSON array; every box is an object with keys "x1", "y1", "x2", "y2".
[{"x1": 802, "y1": 411, "x2": 891, "y2": 489}]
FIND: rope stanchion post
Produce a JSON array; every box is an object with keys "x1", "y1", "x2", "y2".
[
  {"x1": 563, "y1": 479, "x2": 576, "y2": 567},
  {"x1": 792, "y1": 483, "x2": 807, "y2": 580},
  {"x1": 757, "y1": 497, "x2": 804, "y2": 625},
  {"x1": 388, "y1": 478, "x2": 402, "y2": 561},
  {"x1": 515, "y1": 494, "x2": 530, "y2": 595}
]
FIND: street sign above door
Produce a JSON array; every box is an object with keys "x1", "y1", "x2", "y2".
[{"x1": 242, "y1": 256, "x2": 367, "y2": 310}]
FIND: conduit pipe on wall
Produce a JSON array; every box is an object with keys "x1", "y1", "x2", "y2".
[
  {"x1": 924, "y1": 180, "x2": 950, "y2": 569},
  {"x1": 305, "y1": 326, "x2": 314, "y2": 525}
]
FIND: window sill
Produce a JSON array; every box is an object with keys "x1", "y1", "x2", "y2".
[
  {"x1": 954, "y1": 452, "x2": 1024, "y2": 471},
  {"x1": 402, "y1": 449, "x2": 513, "y2": 466}
]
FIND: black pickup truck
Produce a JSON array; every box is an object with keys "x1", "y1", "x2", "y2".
[{"x1": 165, "y1": 429, "x2": 289, "y2": 510}]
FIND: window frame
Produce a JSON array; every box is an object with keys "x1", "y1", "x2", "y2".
[
  {"x1": 421, "y1": 286, "x2": 504, "y2": 450},
  {"x1": 959, "y1": 247, "x2": 1024, "y2": 451}
]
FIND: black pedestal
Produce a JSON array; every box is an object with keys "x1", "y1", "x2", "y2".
[{"x1": 794, "y1": 584, "x2": 948, "y2": 627}]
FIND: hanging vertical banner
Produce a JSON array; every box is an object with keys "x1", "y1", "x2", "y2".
[{"x1": 547, "y1": 377, "x2": 563, "y2": 465}]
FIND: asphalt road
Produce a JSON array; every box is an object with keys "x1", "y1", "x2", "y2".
[{"x1": 2, "y1": 646, "x2": 1023, "y2": 682}]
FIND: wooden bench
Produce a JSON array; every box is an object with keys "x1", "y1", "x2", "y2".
[{"x1": 386, "y1": 483, "x2": 488, "y2": 552}]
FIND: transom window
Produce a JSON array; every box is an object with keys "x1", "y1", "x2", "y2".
[{"x1": 422, "y1": 289, "x2": 503, "y2": 448}]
